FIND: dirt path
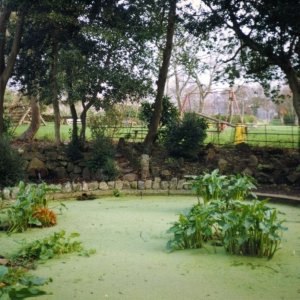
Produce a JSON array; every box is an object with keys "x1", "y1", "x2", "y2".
[{"x1": 1, "y1": 196, "x2": 300, "y2": 300}]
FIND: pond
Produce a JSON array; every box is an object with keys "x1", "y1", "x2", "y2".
[{"x1": 1, "y1": 196, "x2": 300, "y2": 300}]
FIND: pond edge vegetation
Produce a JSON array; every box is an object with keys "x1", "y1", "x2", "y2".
[{"x1": 167, "y1": 170, "x2": 288, "y2": 259}]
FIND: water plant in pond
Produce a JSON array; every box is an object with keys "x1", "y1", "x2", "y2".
[
  {"x1": 167, "y1": 199, "x2": 286, "y2": 258},
  {"x1": 168, "y1": 170, "x2": 286, "y2": 258},
  {"x1": 192, "y1": 169, "x2": 256, "y2": 204},
  {"x1": 10, "y1": 231, "x2": 90, "y2": 267},
  {"x1": 220, "y1": 200, "x2": 286, "y2": 259},
  {"x1": 5, "y1": 182, "x2": 58, "y2": 233},
  {"x1": 113, "y1": 189, "x2": 122, "y2": 197},
  {"x1": 167, "y1": 203, "x2": 221, "y2": 251},
  {"x1": 0, "y1": 265, "x2": 50, "y2": 299},
  {"x1": 1, "y1": 231, "x2": 94, "y2": 298}
]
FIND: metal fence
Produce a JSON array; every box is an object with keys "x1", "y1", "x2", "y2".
[{"x1": 103, "y1": 124, "x2": 300, "y2": 149}]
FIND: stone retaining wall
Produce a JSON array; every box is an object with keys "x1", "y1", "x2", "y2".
[
  {"x1": 20, "y1": 144, "x2": 97, "y2": 181},
  {"x1": 0, "y1": 177, "x2": 194, "y2": 201}
]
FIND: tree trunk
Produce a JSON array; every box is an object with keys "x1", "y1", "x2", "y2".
[
  {"x1": 18, "y1": 96, "x2": 41, "y2": 141},
  {"x1": 174, "y1": 63, "x2": 182, "y2": 111},
  {"x1": 285, "y1": 70, "x2": 300, "y2": 126},
  {"x1": 50, "y1": 38, "x2": 61, "y2": 145},
  {"x1": 80, "y1": 99, "x2": 94, "y2": 146},
  {"x1": 198, "y1": 95, "x2": 204, "y2": 113},
  {"x1": 66, "y1": 66, "x2": 79, "y2": 144},
  {"x1": 143, "y1": 0, "x2": 177, "y2": 152},
  {"x1": 0, "y1": 80, "x2": 5, "y2": 134},
  {"x1": 0, "y1": 10, "x2": 24, "y2": 136},
  {"x1": 80, "y1": 107, "x2": 88, "y2": 145},
  {"x1": 70, "y1": 103, "x2": 79, "y2": 144}
]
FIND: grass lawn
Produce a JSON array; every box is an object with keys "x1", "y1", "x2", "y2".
[
  {"x1": 14, "y1": 124, "x2": 92, "y2": 143},
  {"x1": 14, "y1": 123, "x2": 300, "y2": 148},
  {"x1": 205, "y1": 124, "x2": 300, "y2": 148}
]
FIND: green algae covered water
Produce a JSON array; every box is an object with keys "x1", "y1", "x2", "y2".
[{"x1": 1, "y1": 196, "x2": 300, "y2": 300}]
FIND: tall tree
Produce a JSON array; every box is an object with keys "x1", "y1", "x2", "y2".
[
  {"x1": 198, "y1": 0, "x2": 300, "y2": 124},
  {"x1": 0, "y1": 1, "x2": 25, "y2": 136},
  {"x1": 59, "y1": 0, "x2": 156, "y2": 146},
  {"x1": 12, "y1": 0, "x2": 86, "y2": 144},
  {"x1": 143, "y1": 0, "x2": 177, "y2": 152}
]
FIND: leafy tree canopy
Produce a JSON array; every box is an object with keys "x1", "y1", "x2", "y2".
[{"x1": 190, "y1": 0, "x2": 300, "y2": 123}]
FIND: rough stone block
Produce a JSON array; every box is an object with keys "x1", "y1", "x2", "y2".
[
  {"x1": 2, "y1": 188, "x2": 11, "y2": 200},
  {"x1": 46, "y1": 151, "x2": 58, "y2": 160},
  {"x1": 122, "y1": 180, "x2": 130, "y2": 189},
  {"x1": 72, "y1": 182, "x2": 82, "y2": 192},
  {"x1": 169, "y1": 178, "x2": 178, "y2": 190},
  {"x1": 177, "y1": 179, "x2": 186, "y2": 190},
  {"x1": 82, "y1": 181, "x2": 89, "y2": 192},
  {"x1": 107, "y1": 181, "x2": 115, "y2": 189},
  {"x1": 123, "y1": 173, "x2": 138, "y2": 182},
  {"x1": 48, "y1": 184, "x2": 62, "y2": 193},
  {"x1": 67, "y1": 162, "x2": 74, "y2": 173},
  {"x1": 62, "y1": 182, "x2": 73, "y2": 193},
  {"x1": 55, "y1": 167, "x2": 67, "y2": 179},
  {"x1": 161, "y1": 181, "x2": 169, "y2": 190},
  {"x1": 145, "y1": 180, "x2": 152, "y2": 189},
  {"x1": 82, "y1": 167, "x2": 91, "y2": 181},
  {"x1": 73, "y1": 166, "x2": 82, "y2": 174},
  {"x1": 152, "y1": 177, "x2": 161, "y2": 190},
  {"x1": 115, "y1": 180, "x2": 124, "y2": 190},
  {"x1": 88, "y1": 181, "x2": 99, "y2": 191},
  {"x1": 130, "y1": 181, "x2": 138, "y2": 189},
  {"x1": 138, "y1": 180, "x2": 145, "y2": 190},
  {"x1": 99, "y1": 181, "x2": 109, "y2": 191}
]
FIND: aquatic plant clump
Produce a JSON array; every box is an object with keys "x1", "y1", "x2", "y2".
[
  {"x1": 192, "y1": 169, "x2": 257, "y2": 204},
  {"x1": 167, "y1": 200, "x2": 286, "y2": 259},
  {"x1": 221, "y1": 200, "x2": 286, "y2": 258},
  {"x1": 168, "y1": 170, "x2": 286, "y2": 259},
  {"x1": 5, "y1": 182, "x2": 58, "y2": 233},
  {"x1": 1, "y1": 231, "x2": 95, "y2": 298},
  {"x1": 167, "y1": 203, "x2": 220, "y2": 250},
  {"x1": 0, "y1": 265, "x2": 50, "y2": 299},
  {"x1": 11, "y1": 231, "x2": 85, "y2": 266}
]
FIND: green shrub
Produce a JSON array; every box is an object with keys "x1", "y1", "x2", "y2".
[
  {"x1": 244, "y1": 114, "x2": 257, "y2": 124},
  {"x1": 102, "y1": 158, "x2": 119, "y2": 181},
  {"x1": 0, "y1": 137, "x2": 24, "y2": 188},
  {"x1": 89, "y1": 133, "x2": 116, "y2": 168},
  {"x1": 66, "y1": 139, "x2": 83, "y2": 161},
  {"x1": 88, "y1": 132, "x2": 118, "y2": 180},
  {"x1": 163, "y1": 113, "x2": 208, "y2": 159},
  {"x1": 139, "y1": 96, "x2": 179, "y2": 128},
  {"x1": 283, "y1": 114, "x2": 296, "y2": 125}
]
